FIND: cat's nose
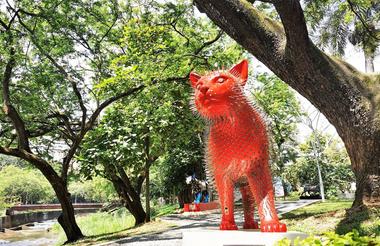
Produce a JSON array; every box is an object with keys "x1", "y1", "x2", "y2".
[{"x1": 200, "y1": 85, "x2": 209, "y2": 94}]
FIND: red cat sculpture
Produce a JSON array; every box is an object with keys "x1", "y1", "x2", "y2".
[{"x1": 189, "y1": 60, "x2": 287, "y2": 232}]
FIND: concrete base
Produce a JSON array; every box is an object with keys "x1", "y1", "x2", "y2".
[{"x1": 182, "y1": 230, "x2": 308, "y2": 246}]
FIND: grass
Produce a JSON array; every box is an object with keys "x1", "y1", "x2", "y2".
[
  {"x1": 54, "y1": 204, "x2": 178, "y2": 245},
  {"x1": 280, "y1": 200, "x2": 380, "y2": 237},
  {"x1": 151, "y1": 204, "x2": 178, "y2": 218},
  {"x1": 335, "y1": 206, "x2": 380, "y2": 236},
  {"x1": 64, "y1": 220, "x2": 176, "y2": 246},
  {"x1": 276, "y1": 191, "x2": 302, "y2": 201}
]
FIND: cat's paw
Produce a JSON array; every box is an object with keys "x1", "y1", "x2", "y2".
[
  {"x1": 243, "y1": 221, "x2": 259, "y2": 229},
  {"x1": 219, "y1": 221, "x2": 238, "y2": 230},
  {"x1": 260, "y1": 222, "x2": 287, "y2": 232}
]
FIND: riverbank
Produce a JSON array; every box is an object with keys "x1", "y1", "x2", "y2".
[
  {"x1": 0, "y1": 220, "x2": 58, "y2": 246},
  {"x1": 0, "y1": 207, "x2": 100, "y2": 231}
]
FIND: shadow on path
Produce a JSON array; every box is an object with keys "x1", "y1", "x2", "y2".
[
  {"x1": 104, "y1": 200, "x2": 319, "y2": 245},
  {"x1": 114, "y1": 213, "x2": 221, "y2": 245}
]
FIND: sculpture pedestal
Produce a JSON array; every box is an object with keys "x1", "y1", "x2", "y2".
[{"x1": 182, "y1": 230, "x2": 308, "y2": 246}]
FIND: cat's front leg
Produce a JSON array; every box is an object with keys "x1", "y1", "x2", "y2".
[{"x1": 214, "y1": 172, "x2": 237, "y2": 230}]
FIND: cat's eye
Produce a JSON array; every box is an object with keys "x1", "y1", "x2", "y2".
[{"x1": 217, "y1": 77, "x2": 225, "y2": 83}]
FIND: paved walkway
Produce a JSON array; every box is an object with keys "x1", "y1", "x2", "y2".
[{"x1": 100, "y1": 200, "x2": 319, "y2": 246}]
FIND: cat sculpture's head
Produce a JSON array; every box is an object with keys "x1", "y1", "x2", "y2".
[{"x1": 189, "y1": 59, "x2": 248, "y2": 119}]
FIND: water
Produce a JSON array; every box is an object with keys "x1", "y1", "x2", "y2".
[{"x1": 0, "y1": 220, "x2": 58, "y2": 246}]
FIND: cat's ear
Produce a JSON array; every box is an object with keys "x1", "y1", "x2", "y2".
[
  {"x1": 189, "y1": 72, "x2": 201, "y2": 88},
  {"x1": 229, "y1": 59, "x2": 248, "y2": 86}
]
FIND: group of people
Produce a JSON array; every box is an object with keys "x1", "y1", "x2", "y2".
[{"x1": 186, "y1": 175, "x2": 210, "y2": 204}]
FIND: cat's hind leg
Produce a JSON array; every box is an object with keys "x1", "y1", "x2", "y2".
[
  {"x1": 247, "y1": 162, "x2": 287, "y2": 232},
  {"x1": 239, "y1": 184, "x2": 259, "y2": 229}
]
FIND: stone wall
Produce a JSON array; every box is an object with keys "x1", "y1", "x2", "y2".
[{"x1": 0, "y1": 208, "x2": 98, "y2": 230}]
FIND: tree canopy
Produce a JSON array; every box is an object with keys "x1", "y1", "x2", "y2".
[
  {"x1": 78, "y1": 0, "x2": 243, "y2": 225},
  {"x1": 252, "y1": 73, "x2": 302, "y2": 180},
  {"x1": 0, "y1": 0, "x2": 154, "y2": 241},
  {"x1": 304, "y1": 0, "x2": 379, "y2": 72}
]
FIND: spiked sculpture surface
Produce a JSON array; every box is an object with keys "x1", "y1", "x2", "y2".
[{"x1": 189, "y1": 60, "x2": 287, "y2": 232}]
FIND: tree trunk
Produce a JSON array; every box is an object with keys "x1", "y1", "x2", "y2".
[
  {"x1": 104, "y1": 164, "x2": 147, "y2": 226},
  {"x1": 145, "y1": 161, "x2": 151, "y2": 222},
  {"x1": 177, "y1": 184, "x2": 193, "y2": 208},
  {"x1": 54, "y1": 183, "x2": 84, "y2": 242},
  {"x1": 364, "y1": 47, "x2": 375, "y2": 73},
  {"x1": 276, "y1": 142, "x2": 288, "y2": 199},
  {"x1": 110, "y1": 177, "x2": 146, "y2": 225},
  {"x1": 143, "y1": 133, "x2": 152, "y2": 222},
  {"x1": 346, "y1": 135, "x2": 380, "y2": 207},
  {"x1": 125, "y1": 195, "x2": 147, "y2": 225},
  {"x1": 281, "y1": 179, "x2": 287, "y2": 200},
  {"x1": 0, "y1": 150, "x2": 85, "y2": 243},
  {"x1": 193, "y1": 0, "x2": 380, "y2": 208}
]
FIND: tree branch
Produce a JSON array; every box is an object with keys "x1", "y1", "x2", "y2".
[
  {"x1": 61, "y1": 138, "x2": 81, "y2": 183},
  {"x1": 116, "y1": 165, "x2": 140, "y2": 201},
  {"x1": 27, "y1": 125, "x2": 57, "y2": 138},
  {"x1": 71, "y1": 82, "x2": 87, "y2": 133},
  {"x1": 46, "y1": 112, "x2": 76, "y2": 139},
  {"x1": 0, "y1": 18, "x2": 7, "y2": 30},
  {"x1": 194, "y1": 30, "x2": 223, "y2": 55},
  {"x1": 5, "y1": 2, "x2": 38, "y2": 30},
  {"x1": 51, "y1": 72, "x2": 184, "y2": 183},
  {"x1": 2, "y1": 45, "x2": 31, "y2": 151},
  {"x1": 105, "y1": 164, "x2": 134, "y2": 204},
  {"x1": 171, "y1": 23, "x2": 190, "y2": 46},
  {"x1": 61, "y1": 84, "x2": 145, "y2": 183},
  {"x1": 273, "y1": 0, "x2": 310, "y2": 50},
  {"x1": 347, "y1": 0, "x2": 380, "y2": 41},
  {"x1": 5, "y1": 12, "x2": 18, "y2": 30},
  {"x1": 16, "y1": 14, "x2": 88, "y2": 133},
  {"x1": 0, "y1": 146, "x2": 61, "y2": 183},
  {"x1": 17, "y1": 14, "x2": 86, "y2": 182},
  {"x1": 18, "y1": 8, "x2": 40, "y2": 17},
  {"x1": 193, "y1": 0, "x2": 286, "y2": 70},
  {"x1": 97, "y1": 13, "x2": 119, "y2": 48},
  {"x1": 85, "y1": 85, "x2": 146, "y2": 132},
  {"x1": 6, "y1": 135, "x2": 16, "y2": 148},
  {"x1": 136, "y1": 175, "x2": 145, "y2": 196},
  {"x1": 0, "y1": 128, "x2": 10, "y2": 138}
]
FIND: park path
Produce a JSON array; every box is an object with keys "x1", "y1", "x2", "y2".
[{"x1": 99, "y1": 200, "x2": 319, "y2": 246}]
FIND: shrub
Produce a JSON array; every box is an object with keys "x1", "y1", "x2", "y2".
[
  {"x1": 276, "y1": 230, "x2": 380, "y2": 246},
  {"x1": 69, "y1": 177, "x2": 117, "y2": 203},
  {"x1": 0, "y1": 165, "x2": 55, "y2": 204}
]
